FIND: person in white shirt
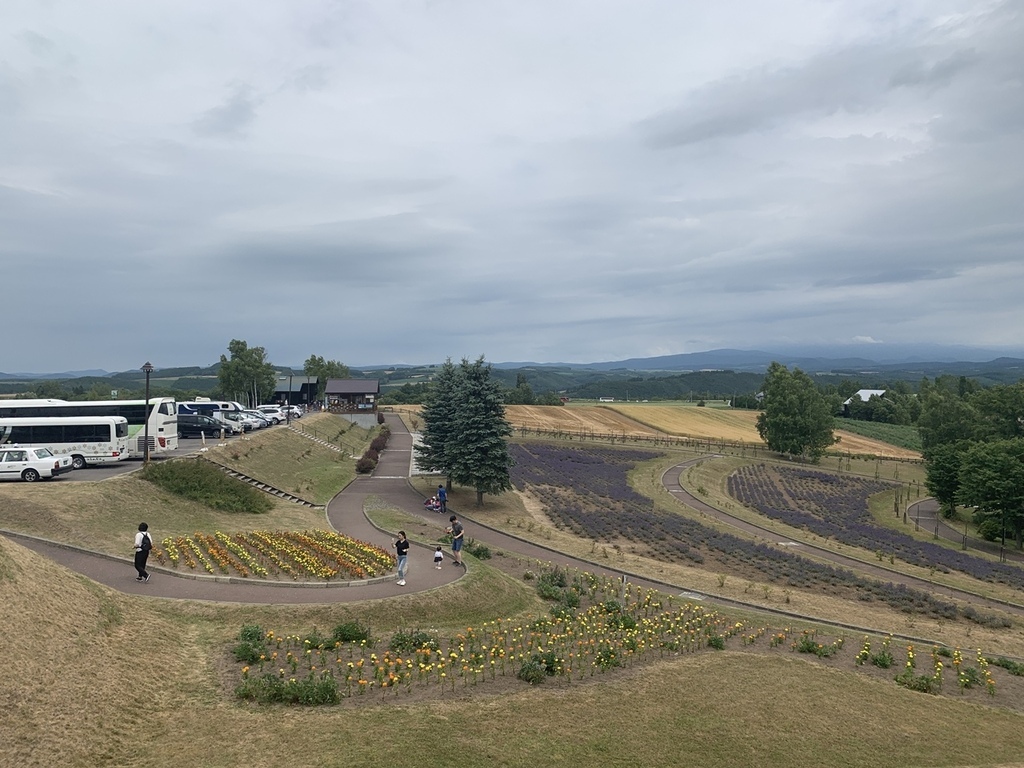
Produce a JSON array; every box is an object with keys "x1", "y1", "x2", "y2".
[{"x1": 133, "y1": 522, "x2": 152, "y2": 583}]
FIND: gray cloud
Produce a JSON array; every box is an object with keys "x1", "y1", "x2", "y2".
[
  {"x1": 193, "y1": 85, "x2": 261, "y2": 138},
  {"x1": 0, "y1": 0, "x2": 1022, "y2": 372}
]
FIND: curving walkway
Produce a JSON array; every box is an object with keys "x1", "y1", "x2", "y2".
[
  {"x1": 8, "y1": 416, "x2": 1024, "y2": 642},
  {"x1": 7, "y1": 414, "x2": 463, "y2": 604}
]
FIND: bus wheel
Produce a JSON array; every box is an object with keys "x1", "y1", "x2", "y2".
[
  {"x1": 22, "y1": 468, "x2": 40, "y2": 482},
  {"x1": 71, "y1": 455, "x2": 87, "y2": 470}
]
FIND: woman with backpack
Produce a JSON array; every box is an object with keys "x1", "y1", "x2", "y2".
[{"x1": 133, "y1": 522, "x2": 153, "y2": 583}]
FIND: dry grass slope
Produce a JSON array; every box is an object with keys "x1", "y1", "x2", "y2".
[{"x1": 5, "y1": 534, "x2": 1024, "y2": 768}]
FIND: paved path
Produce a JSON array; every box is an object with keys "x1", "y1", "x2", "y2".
[
  {"x1": 9, "y1": 417, "x2": 1023, "y2": 636},
  {"x1": 8, "y1": 414, "x2": 463, "y2": 604}
]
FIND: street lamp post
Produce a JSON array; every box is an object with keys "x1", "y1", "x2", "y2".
[{"x1": 141, "y1": 361, "x2": 154, "y2": 465}]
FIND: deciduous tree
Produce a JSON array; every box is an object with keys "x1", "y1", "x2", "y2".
[
  {"x1": 958, "y1": 439, "x2": 1024, "y2": 549},
  {"x1": 217, "y1": 339, "x2": 276, "y2": 407},
  {"x1": 755, "y1": 362, "x2": 836, "y2": 461},
  {"x1": 303, "y1": 355, "x2": 350, "y2": 400}
]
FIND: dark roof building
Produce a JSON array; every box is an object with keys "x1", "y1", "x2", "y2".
[{"x1": 324, "y1": 379, "x2": 380, "y2": 413}]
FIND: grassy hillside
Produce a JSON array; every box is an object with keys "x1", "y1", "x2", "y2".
[
  {"x1": 4, "y1": 533, "x2": 1024, "y2": 767},
  {"x1": 4, "y1": 414, "x2": 1024, "y2": 767}
]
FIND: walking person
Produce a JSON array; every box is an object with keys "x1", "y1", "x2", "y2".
[
  {"x1": 447, "y1": 514, "x2": 464, "y2": 568},
  {"x1": 133, "y1": 522, "x2": 152, "y2": 582},
  {"x1": 433, "y1": 546, "x2": 444, "y2": 569},
  {"x1": 393, "y1": 530, "x2": 409, "y2": 586},
  {"x1": 437, "y1": 484, "x2": 448, "y2": 514}
]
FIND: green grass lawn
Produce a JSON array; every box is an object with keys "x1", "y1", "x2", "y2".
[{"x1": 834, "y1": 418, "x2": 923, "y2": 451}]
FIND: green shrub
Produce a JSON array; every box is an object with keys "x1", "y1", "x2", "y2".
[
  {"x1": 517, "y1": 659, "x2": 547, "y2": 685},
  {"x1": 991, "y1": 657, "x2": 1024, "y2": 676},
  {"x1": 870, "y1": 650, "x2": 895, "y2": 669},
  {"x1": 236, "y1": 671, "x2": 340, "y2": 705},
  {"x1": 707, "y1": 635, "x2": 726, "y2": 651},
  {"x1": 332, "y1": 620, "x2": 371, "y2": 645},
  {"x1": 465, "y1": 539, "x2": 492, "y2": 560},
  {"x1": 389, "y1": 630, "x2": 438, "y2": 654},
  {"x1": 140, "y1": 459, "x2": 273, "y2": 513},
  {"x1": 239, "y1": 624, "x2": 264, "y2": 644},
  {"x1": 895, "y1": 671, "x2": 938, "y2": 694}
]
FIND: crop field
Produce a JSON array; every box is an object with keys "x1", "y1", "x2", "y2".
[
  {"x1": 395, "y1": 403, "x2": 918, "y2": 458},
  {"x1": 507, "y1": 443, "x2": 1001, "y2": 626}
]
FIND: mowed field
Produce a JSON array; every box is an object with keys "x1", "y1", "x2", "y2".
[
  {"x1": 509, "y1": 404, "x2": 920, "y2": 459},
  {"x1": 393, "y1": 403, "x2": 919, "y2": 458}
]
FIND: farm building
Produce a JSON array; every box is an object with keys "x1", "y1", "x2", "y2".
[
  {"x1": 843, "y1": 389, "x2": 887, "y2": 406},
  {"x1": 842, "y1": 389, "x2": 887, "y2": 418},
  {"x1": 271, "y1": 379, "x2": 318, "y2": 407},
  {"x1": 325, "y1": 379, "x2": 380, "y2": 427}
]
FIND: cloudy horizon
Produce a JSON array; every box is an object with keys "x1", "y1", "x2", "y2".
[{"x1": 3, "y1": 1, "x2": 1022, "y2": 372}]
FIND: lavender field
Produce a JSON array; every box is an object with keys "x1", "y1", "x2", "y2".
[
  {"x1": 508, "y1": 443, "x2": 1003, "y2": 623},
  {"x1": 727, "y1": 464, "x2": 1024, "y2": 590}
]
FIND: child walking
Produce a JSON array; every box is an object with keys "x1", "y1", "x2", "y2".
[{"x1": 433, "y1": 546, "x2": 444, "y2": 569}]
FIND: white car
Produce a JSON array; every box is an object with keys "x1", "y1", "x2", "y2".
[
  {"x1": 243, "y1": 411, "x2": 271, "y2": 428},
  {"x1": 256, "y1": 405, "x2": 286, "y2": 424},
  {"x1": 0, "y1": 446, "x2": 74, "y2": 482}
]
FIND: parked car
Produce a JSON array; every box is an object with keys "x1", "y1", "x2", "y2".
[
  {"x1": 255, "y1": 405, "x2": 286, "y2": 424},
  {"x1": 0, "y1": 446, "x2": 74, "y2": 482},
  {"x1": 222, "y1": 412, "x2": 256, "y2": 432},
  {"x1": 243, "y1": 410, "x2": 271, "y2": 428},
  {"x1": 177, "y1": 414, "x2": 233, "y2": 439}
]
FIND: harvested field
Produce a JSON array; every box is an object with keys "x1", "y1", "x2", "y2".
[
  {"x1": 505, "y1": 405, "x2": 663, "y2": 437},
  {"x1": 608, "y1": 404, "x2": 920, "y2": 459},
  {"x1": 391, "y1": 403, "x2": 919, "y2": 459}
]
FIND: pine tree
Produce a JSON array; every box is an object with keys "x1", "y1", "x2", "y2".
[
  {"x1": 414, "y1": 358, "x2": 460, "y2": 483},
  {"x1": 447, "y1": 357, "x2": 514, "y2": 506}
]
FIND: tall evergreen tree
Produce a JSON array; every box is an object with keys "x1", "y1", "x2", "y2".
[
  {"x1": 447, "y1": 356, "x2": 514, "y2": 506},
  {"x1": 414, "y1": 359, "x2": 460, "y2": 484},
  {"x1": 755, "y1": 362, "x2": 836, "y2": 461}
]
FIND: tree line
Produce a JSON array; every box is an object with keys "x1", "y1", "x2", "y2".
[{"x1": 919, "y1": 378, "x2": 1024, "y2": 548}]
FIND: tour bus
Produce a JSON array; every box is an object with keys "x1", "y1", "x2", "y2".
[
  {"x1": 0, "y1": 398, "x2": 178, "y2": 456},
  {"x1": 0, "y1": 416, "x2": 131, "y2": 468}
]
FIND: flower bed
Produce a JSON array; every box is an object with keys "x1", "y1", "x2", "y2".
[
  {"x1": 152, "y1": 529, "x2": 395, "y2": 581},
  {"x1": 231, "y1": 565, "x2": 1018, "y2": 707}
]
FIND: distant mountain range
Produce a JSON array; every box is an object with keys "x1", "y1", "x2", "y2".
[
  {"x1": 5, "y1": 344, "x2": 1024, "y2": 380},
  {"x1": 489, "y1": 344, "x2": 1024, "y2": 374}
]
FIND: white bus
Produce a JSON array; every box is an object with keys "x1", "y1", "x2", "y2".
[
  {"x1": 0, "y1": 398, "x2": 179, "y2": 456},
  {"x1": 0, "y1": 416, "x2": 131, "y2": 468}
]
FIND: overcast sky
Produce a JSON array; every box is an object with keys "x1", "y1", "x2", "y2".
[{"x1": 2, "y1": 1, "x2": 1022, "y2": 373}]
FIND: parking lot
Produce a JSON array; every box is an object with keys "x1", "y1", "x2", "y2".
[{"x1": 56, "y1": 432, "x2": 236, "y2": 482}]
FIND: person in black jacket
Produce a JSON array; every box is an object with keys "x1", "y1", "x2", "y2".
[
  {"x1": 393, "y1": 530, "x2": 410, "y2": 586},
  {"x1": 133, "y1": 522, "x2": 152, "y2": 582}
]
